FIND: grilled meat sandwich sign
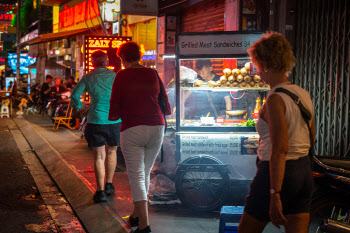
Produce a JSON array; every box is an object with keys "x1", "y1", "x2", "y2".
[{"x1": 178, "y1": 33, "x2": 262, "y2": 55}]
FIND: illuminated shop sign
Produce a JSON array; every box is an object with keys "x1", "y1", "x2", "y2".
[
  {"x1": 121, "y1": 0, "x2": 158, "y2": 16},
  {"x1": 20, "y1": 29, "x2": 39, "y2": 44},
  {"x1": 142, "y1": 50, "x2": 156, "y2": 61},
  {"x1": 59, "y1": 0, "x2": 100, "y2": 29},
  {"x1": 84, "y1": 36, "x2": 132, "y2": 74},
  {"x1": 0, "y1": 13, "x2": 13, "y2": 21}
]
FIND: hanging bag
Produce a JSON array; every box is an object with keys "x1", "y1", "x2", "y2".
[{"x1": 154, "y1": 70, "x2": 167, "y2": 162}]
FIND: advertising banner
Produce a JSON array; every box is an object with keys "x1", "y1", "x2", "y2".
[{"x1": 178, "y1": 33, "x2": 262, "y2": 56}]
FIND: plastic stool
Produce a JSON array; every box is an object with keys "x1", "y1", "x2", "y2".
[
  {"x1": 0, "y1": 105, "x2": 10, "y2": 118},
  {"x1": 219, "y1": 206, "x2": 244, "y2": 233}
]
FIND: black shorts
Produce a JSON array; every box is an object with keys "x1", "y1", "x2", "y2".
[
  {"x1": 244, "y1": 155, "x2": 313, "y2": 222},
  {"x1": 84, "y1": 123, "x2": 121, "y2": 148}
]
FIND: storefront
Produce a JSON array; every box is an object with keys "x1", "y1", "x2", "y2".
[
  {"x1": 27, "y1": 0, "x2": 108, "y2": 84},
  {"x1": 118, "y1": 1, "x2": 158, "y2": 69}
]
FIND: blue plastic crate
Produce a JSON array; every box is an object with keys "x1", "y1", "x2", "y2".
[{"x1": 218, "y1": 206, "x2": 244, "y2": 233}]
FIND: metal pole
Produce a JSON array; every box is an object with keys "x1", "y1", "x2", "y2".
[{"x1": 16, "y1": 0, "x2": 21, "y2": 82}]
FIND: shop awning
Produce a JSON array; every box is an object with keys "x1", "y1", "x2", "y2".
[
  {"x1": 28, "y1": 28, "x2": 91, "y2": 45},
  {"x1": 27, "y1": 60, "x2": 69, "y2": 69}
]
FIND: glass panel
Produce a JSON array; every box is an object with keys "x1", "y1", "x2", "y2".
[{"x1": 179, "y1": 58, "x2": 269, "y2": 127}]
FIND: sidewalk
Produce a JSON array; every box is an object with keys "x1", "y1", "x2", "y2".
[
  {"x1": 13, "y1": 114, "x2": 282, "y2": 233},
  {"x1": 0, "y1": 118, "x2": 85, "y2": 232}
]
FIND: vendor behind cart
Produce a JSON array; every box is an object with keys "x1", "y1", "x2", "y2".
[{"x1": 196, "y1": 59, "x2": 221, "y2": 82}]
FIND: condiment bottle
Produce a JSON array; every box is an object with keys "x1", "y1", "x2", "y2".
[{"x1": 253, "y1": 97, "x2": 261, "y2": 120}]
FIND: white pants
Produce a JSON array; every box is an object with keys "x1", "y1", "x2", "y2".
[{"x1": 120, "y1": 125, "x2": 164, "y2": 202}]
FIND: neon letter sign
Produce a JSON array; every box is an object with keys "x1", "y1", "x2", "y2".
[{"x1": 59, "y1": 0, "x2": 100, "y2": 29}]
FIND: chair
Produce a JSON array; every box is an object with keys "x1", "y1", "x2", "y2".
[
  {"x1": 218, "y1": 206, "x2": 244, "y2": 233},
  {"x1": 52, "y1": 100, "x2": 75, "y2": 131}
]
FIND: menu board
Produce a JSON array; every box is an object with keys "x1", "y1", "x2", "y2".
[
  {"x1": 179, "y1": 133, "x2": 258, "y2": 159},
  {"x1": 179, "y1": 133, "x2": 259, "y2": 180}
]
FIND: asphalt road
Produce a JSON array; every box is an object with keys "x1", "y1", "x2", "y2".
[{"x1": 0, "y1": 119, "x2": 57, "y2": 233}]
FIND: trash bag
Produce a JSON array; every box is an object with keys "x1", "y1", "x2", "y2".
[
  {"x1": 148, "y1": 174, "x2": 180, "y2": 205},
  {"x1": 152, "y1": 129, "x2": 177, "y2": 177},
  {"x1": 149, "y1": 174, "x2": 176, "y2": 195}
]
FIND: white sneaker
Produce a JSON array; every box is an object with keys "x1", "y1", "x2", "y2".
[{"x1": 16, "y1": 111, "x2": 23, "y2": 115}]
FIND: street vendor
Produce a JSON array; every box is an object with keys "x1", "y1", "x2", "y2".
[{"x1": 195, "y1": 59, "x2": 221, "y2": 82}]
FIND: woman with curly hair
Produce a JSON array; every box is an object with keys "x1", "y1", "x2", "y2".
[
  {"x1": 109, "y1": 42, "x2": 171, "y2": 233},
  {"x1": 238, "y1": 32, "x2": 315, "y2": 233}
]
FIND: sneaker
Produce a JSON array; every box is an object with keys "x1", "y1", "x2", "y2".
[
  {"x1": 104, "y1": 182, "x2": 115, "y2": 195},
  {"x1": 93, "y1": 191, "x2": 107, "y2": 203},
  {"x1": 132, "y1": 226, "x2": 152, "y2": 233},
  {"x1": 16, "y1": 111, "x2": 23, "y2": 115},
  {"x1": 129, "y1": 215, "x2": 139, "y2": 227}
]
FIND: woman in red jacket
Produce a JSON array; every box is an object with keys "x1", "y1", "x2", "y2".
[{"x1": 109, "y1": 42, "x2": 171, "y2": 233}]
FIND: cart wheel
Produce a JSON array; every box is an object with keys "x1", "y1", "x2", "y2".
[{"x1": 175, "y1": 155, "x2": 229, "y2": 212}]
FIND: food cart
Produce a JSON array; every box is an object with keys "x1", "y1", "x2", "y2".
[{"x1": 172, "y1": 31, "x2": 269, "y2": 211}]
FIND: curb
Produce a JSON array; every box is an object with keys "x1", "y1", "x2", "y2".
[{"x1": 13, "y1": 117, "x2": 130, "y2": 233}]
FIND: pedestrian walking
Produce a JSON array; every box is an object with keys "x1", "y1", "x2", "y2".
[
  {"x1": 109, "y1": 42, "x2": 171, "y2": 233},
  {"x1": 71, "y1": 51, "x2": 121, "y2": 203},
  {"x1": 238, "y1": 32, "x2": 315, "y2": 233}
]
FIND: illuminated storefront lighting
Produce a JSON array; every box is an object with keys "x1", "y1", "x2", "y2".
[
  {"x1": 163, "y1": 55, "x2": 176, "y2": 59},
  {"x1": 84, "y1": 36, "x2": 132, "y2": 73}
]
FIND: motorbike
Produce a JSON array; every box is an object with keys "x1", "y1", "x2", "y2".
[{"x1": 310, "y1": 147, "x2": 350, "y2": 233}]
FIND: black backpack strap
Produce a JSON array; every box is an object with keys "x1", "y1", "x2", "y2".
[{"x1": 274, "y1": 88, "x2": 315, "y2": 158}]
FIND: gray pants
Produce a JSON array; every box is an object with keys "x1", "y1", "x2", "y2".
[{"x1": 120, "y1": 125, "x2": 164, "y2": 202}]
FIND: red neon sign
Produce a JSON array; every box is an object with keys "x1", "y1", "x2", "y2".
[
  {"x1": 59, "y1": 0, "x2": 100, "y2": 29},
  {"x1": 0, "y1": 13, "x2": 13, "y2": 21},
  {"x1": 84, "y1": 36, "x2": 132, "y2": 74}
]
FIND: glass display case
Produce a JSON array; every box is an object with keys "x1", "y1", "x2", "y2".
[
  {"x1": 173, "y1": 32, "x2": 268, "y2": 211},
  {"x1": 178, "y1": 57, "x2": 269, "y2": 132}
]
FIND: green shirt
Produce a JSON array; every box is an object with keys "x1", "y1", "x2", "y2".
[{"x1": 71, "y1": 67, "x2": 121, "y2": 125}]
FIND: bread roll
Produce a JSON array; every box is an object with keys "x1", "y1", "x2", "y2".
[
  {"x1": 244, "y1": 75, "x2": 251, "y2": 82},
  {"x1": 236, "y1": 74, "x2": 244, "y2": 82},
  {"x1": 220, "y1": 76, "x2": 227, "y2": 83},
  {"x1": 257, "y1": 81, "x2": 265, "y2": 87},
  {"x1": 225, "y1": 81, "x2": 231, "y2": 87},
  {"x1": 228, "y1": 75, "x2": 235, "y2": 82},
  {"x1": 207, "y1": 81, "x2": 216, "y2": 87},
  {"x1": 223, "y1": 68, "x2": 232, "y2": 76},
  {"x1": 240, "y1": 68, "x2": 247, "y2": 76},
  {"x1": 240, "y1": 82, "x2": 248, "y2": 88},
  {"x1": 249, "y1": 81, "x2": 256, "y2": 87},
  {"x1": 253, "y1": 75, "x2": 261, "y2": 83},
  {"x1": 232, "y1": 69, "x2": 241, "y2": 76},
  {"x1": 216, "y1": 80, "x2": 223, "y2": 87},
  {"x1": 245, "y1": 62, "x2": 251, "y2": 71},
  {"x1": 232, "y1": 81, "x2": 239, "y2": 87},
  {"x1": 226, "y1": 110, "x2": 247, "y2": 116},
  {"x1": 194, "y1": 80, "x2": 203, "y2": 87}
]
